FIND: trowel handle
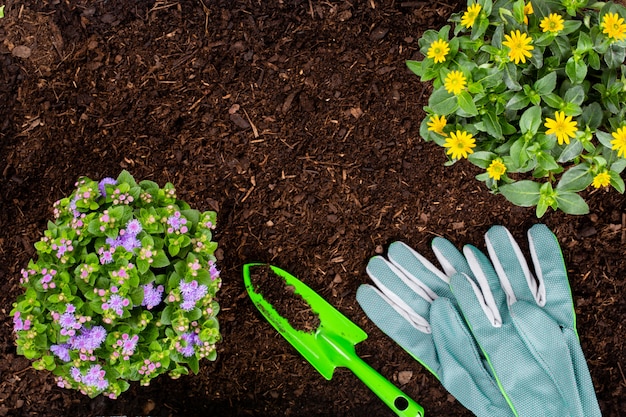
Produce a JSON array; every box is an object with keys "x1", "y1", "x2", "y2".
[{"x1": 348, "y1": 356, "x2": 424, "y2": 417}]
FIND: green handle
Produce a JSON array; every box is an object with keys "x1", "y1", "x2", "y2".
[{"x1": 319, "y1": 330, "x2": 424, "y2": 417}]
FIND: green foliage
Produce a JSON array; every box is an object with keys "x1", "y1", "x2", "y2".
[
  {"x1": 409, "y1": 0, "x2": 626, "y2": 216},
  {"x1": 11, "y1": 171, "x2": 222, "y2": 398}
]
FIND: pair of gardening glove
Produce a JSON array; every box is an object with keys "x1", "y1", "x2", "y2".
[{"x1": 356, "y1": 224, "x2": 601, "y2": 417}]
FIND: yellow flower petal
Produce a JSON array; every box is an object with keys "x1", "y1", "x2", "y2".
[
  {"x1": 427, "y1": 115, "x2": 447, "y2": 135},
  {"x1": 444, "y1": 130, "x2": 476, "y2": 160},
  {"x1": 592, "y1": 172, "x2": 611, "y2": 188},
  {"x1": 487, "y1": 159, "x2": 507, "y2": 180},
  {"x1": 461, "y1": 3, "x2": 481, "y2": 28},
  {"x1": 444, "y1": 70, "x2": 467, "y2": 95},
  {"x1": 427, "y1": 39, "x2": 450, "y2": 64},
  {"x1": 544, "y1": 111, "x2": 578, "y2": 145},
  {"x1": 502, "y1": 30, "x2": 534, "y2": 65}
]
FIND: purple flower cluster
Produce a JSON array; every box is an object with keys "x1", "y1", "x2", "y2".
[
  {"x1": 52, "y1": 238, "x2": 74, "y2": 262},
  {"x1": 102, "y1": 294, "x2": 130, "y2": 317},
  {"x1": 138, "y1": 359, "x2": 162, "y2": 377},
  {"x1": 13, "y1": 311, "x2": 31, "y2": 332},
  {"x1": 166, "y1": 211, "x2": 188, "y2": 234},
  {"x1": 113, "y1": 333, "x2": 139, "y2": 360},
  {"x1": 208, "y1": 260, "x2": 220, "y2": 281},
  {"x1": 40, "y1": 268, "x2": 57, "y2": 290},
  {"x1": 179, "y1": 279, "x2": 208, "y2": 311},
  {"x1": 142, "y1": 282, "x2": 164, "y2": 310},
  {"x1": 99, "y1": 219, "x2": 143, "y2": 264},
  {"x1": 98, "y1": 177, "x2": 117, "y2": 197},
  {"x1": 50, "y1": 325, "x2": 107, "y2": 362},
  {"x1": 70, "y1": 364, "x2": 109, "y2": 391},
  {"x1": 54, "y1": 304, "x2": 82, "y2": 336},
  {"x1": 176, "y1": 332, "x2": 202, "y2": 357}
]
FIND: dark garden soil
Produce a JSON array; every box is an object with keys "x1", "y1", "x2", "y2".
[{"x1": 0, "y1": 0, "x2": 625, "y2": 416}]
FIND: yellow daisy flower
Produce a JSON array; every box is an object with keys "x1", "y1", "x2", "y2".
[
  {"x1": 502, "y1": 30, "x2": 534, "y2": 65},
  {"x1": 444, "y1": 70, "x2": 467, "y2": 95},
  {"x1": 444, "y1": 130, "x2": 476, "y2": 160},
  {"x1": 610, "y1": 126, "x2": 626, "y2": 157},
  {"x1": 592, "y1": 171, "x2": 611, "y2": 188},
  {"x1": 602, "y1": 12, "x2": 626, "y2": 41},
  {"x1": 540, "y1": 13, "x2": 564, "y2": 33},
  {"x1": 544, "y1": 111, "x2": 578, "y2": 145},
  {"x1": 427, "y1": 115, "x2": 447, "y2": 135},
  {"x1": 487, "y1": 159, "x2": 507, "y2": 180},
  {"x1": 461, "y1": 3, "x2": 482, "y2": 28},
  {"x1": 427, "y1": 39, "x2": 450, "y2": 64},
  {"x1": 523, "y1": 2, "x2": 533, "y2": 25}
]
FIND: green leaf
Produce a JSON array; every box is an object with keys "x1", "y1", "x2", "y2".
[
  {"x1": 506, "y1": 92, "x2": 531, "y2": 111},
  {"x1": 160, "y1": 305, "x2": 173, "y2": 325},
  {"x1": 542, "y1": 93, "x2": 563, "y2": 109},
  {"x1": 457, "y1": 91, "x2": 478, "y2": 116},
  {"x1": 499, "y1": 180, "x2": 541, "y2": 207},
  {"x1": 604, "y1": 43, "x2": 626, "y2": 69},
  {"x1": 581, "y1": 102, "x2": 603, "y2": 130},
  {"x1": 468, "y1": 151, "x2": 497, "y2": 169},
  {"x1": 556, "y1": 165, "x2": 593, "y2": 192},
  {"x1": 151, "y1": 250, "x2": 170, "y2": 268},
  {"x1": 503, "y1": 63, "x2": 522, "y2": 91},
  {"x1": 610, "y1": 170, "x2": 625, "y2": 193},
  {"x1": 406, "y1": 60, "x2": 424, "y2": 78},
  {"x1": 554, "y1": 191, "x2": 589, "y2": 214},
  {"x1": 0, "y1": 6, "x2": 4, "y2": 19},
  {"x1": 536, "y1": 151, "x2": 560, "y2": 171},
  {"x1": 482, "y1": 110, "x2": 503, "y2": 139},
  {"x1": 519, "y1": 106, "x2": 542, "y2": 134},
  {"x1": 564, "y1": 85, "x2": 585, "y2": 106},
  {"x1": 557, "y1": 139, "x2": 584, "y2": 163},
  {"x1": 429, "y1": 88, "x2": 459, "y2": 115},
  {"x1": 596, "y1": 130, "x2": 614, "y2": 149},
  {"x1": 534, "y1": 72, "x2": 557, "y2": 95}
]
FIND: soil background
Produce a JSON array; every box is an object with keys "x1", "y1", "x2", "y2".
[{"x1": 0, "y1": 1, "x2": 625, "y2": 416}]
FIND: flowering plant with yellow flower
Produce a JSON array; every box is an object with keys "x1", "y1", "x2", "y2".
[{"x1": 408, "y1": 0, "x2": 626, "y2": 216}]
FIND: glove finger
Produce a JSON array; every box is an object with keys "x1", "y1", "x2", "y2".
[
  {"x1": 387, "y1": 241, "x2": 453, "y2": 299},
  {"x1": 485, "y1": 225, "x2": 540, "y2": 306},
  {"x1": 356, "y1": 284, "x2": 441, "y2": 377},
  {"x1": 431, "y1": 236, "x2": 473, "y2": 278},
  {"x1": 366, "y1": 256, "x2": 433, "y2": 329},
  {"x1": 511, "y1": 301, "x2": 584, "y2": 416},
  {"x1": 527, "y1": 224, "x2": 575, "y2": 327},
  {"x1": 430, "y1": 298, "x2": 515, "y2": 417},
  {"x1": 461, "y1": 245, "x2": 508, "y2": 327},
  {"x1": 562, "y1": 330, "x2": 602, "y2": 417}
]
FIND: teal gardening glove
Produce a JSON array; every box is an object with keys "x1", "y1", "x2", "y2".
[
  {"x1": 356, "y1": 239, "x2": 515, "y2": 416},
  {"x1": 449, "y1": 224, "x2": 601, "y2": 416},
  {"x1": 357, "y1": 224, "x2": 601, "y2": 416}
]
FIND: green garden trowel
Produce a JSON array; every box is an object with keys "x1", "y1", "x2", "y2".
[{"x1": 243, "y1": 263, "x2": 424, "y2": 417}]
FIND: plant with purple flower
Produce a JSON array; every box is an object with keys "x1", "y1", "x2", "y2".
[
  {"x1": 142, "y1": 283, "x2": 164, "y2": 310},
  {"x1": 12, "y1": 170, "x2": 222, "y2": 399}
]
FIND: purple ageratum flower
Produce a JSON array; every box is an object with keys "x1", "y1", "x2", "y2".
[
  {"x1": 69, "y1": 325, "x2": 107, "y2": 351},
  {"x1": 209, "y1": 261, "x2": 220, "y2": 280},
  {"x1": 98, "y1": 177, "x2": 117, "y2": 197},
  {"x1": 99, "y1": 250, "x2": 114, "y2": 265},
  {"x1": 102, "y1": 294, "x2": 129, "y2": 316},
  {"x1": 50, "y1": 343, "x2": 71, "y2": 362},
  {"x1": 70, "y1": 366, "x2": 82, "y2": 383},
  {"x1": 167, "y1": 211, "x2": 188, "y2": 234},
  {"x1": 13, "y1": 311, "x2": 31, "y2": 332},
  {"x1": 125, "y1": 219, "x2": 142, "y2": 236},
  {"x1": 82, "y1": 364, "x2": 109, "y2": 390},
  {"x1": 179, "y1": 279, "x2": 208, "y2": 311},
  {"x1": 178, "y1": 332, "x2": 202, "y2": 357},
  {"x1": 120, "y1": 235, "x2": 141, "y2": 252},
  {"x1": 142, "y1": 283, "x2": 164, "y2": 310}
]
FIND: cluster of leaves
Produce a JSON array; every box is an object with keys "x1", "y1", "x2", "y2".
[
  {"x1": 11, "y1": 171, "x2": 221, "y2": 398},
  {"x1": 409, "y1": 0, "x2": 626, "y2": 216}
]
